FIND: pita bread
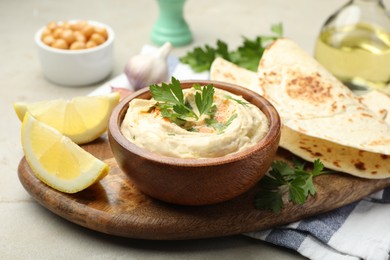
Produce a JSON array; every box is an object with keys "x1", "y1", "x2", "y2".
[
  {"x1": 210, "y1": 39, "x2": 390, "y2": 179},
  {"x1": 257, "y1": 39, "x2": 390, "y2": 155},
  {"x1": 357, "y1": 90, "x2": 390, "y2": 125},
  {"x1": 280, "y1": 125, "x2": 390, "y2": 178},
  {"x1": 210, "y1": 57, "x2": 263, "y2": 95},
  {"x1": 257, "y1": 40, "x2": 356, "y2": 120}
]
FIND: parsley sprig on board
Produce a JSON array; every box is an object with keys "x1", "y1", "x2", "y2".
[
  {"x1": 180, "y1": 23, "x2": 283, "y2": 72},
  {"x1": 255, "y1": 159, "x2": 329, "y2": 213}
]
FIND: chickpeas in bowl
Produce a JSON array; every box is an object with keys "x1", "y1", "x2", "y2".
[
  {"x1": 35, "y1": 20, "x2": 114, "y2": 86},
  {"x1": 40, "y1": 20, "x2": 109, "y2": 50}
]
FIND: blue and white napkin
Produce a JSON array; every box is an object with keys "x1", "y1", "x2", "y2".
[
  {"x1": 246, "y1": 188, "x2": 390, "y2": 260},
  {"x1": 94, "y1": 47, "x2": 390, "y2": 260}
]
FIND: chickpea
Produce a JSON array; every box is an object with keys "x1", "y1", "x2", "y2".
[
  {"x1": 62, "y1": 22, "x2": 71, "y2": 30},
  {"x1": 53, "y1": 28, "x2": 64, "y2": 39},
  {"x1": 70, "y1": 41, "x2": 86, "y2": 50},
  {"x1": 70, "y1": 21, "x2": 87, "y2": 31},
  {"x1": 94, "y1": 26, "x2": 108, "y2": 39},
  {"x1": 61, "y1": 29, "x2": 76, "y2": 44},
  {"x1": 41, "y1": 28, "x2": 52, "y2": 38},
  {"x1": 81, "y1": 25, "x2": 94, "y2": 39},
  {"x1": 90, "y1": 33, "x2": 105, "y2": 45},
  {"x1": 74, "y1": 31, "x2": 86, "y2": 43},
  {"x1": 47, "y1": 21, "x2": 58, "y2": 31},
  {"x1": 42, "y1": 35, "x2": 55, "y2": 46},
  {"x1": 70, "y1": 24, "x2": 78, "y2": 31},
  {"x1": 51, "y1": 38, "x2": 69, "y2": 49},
  {"x1": 86, "y1": 40, "x2": 97, "y2": 49},
  {"x1": 73, "y1": 20, "x2": 88, "y2": 31}
]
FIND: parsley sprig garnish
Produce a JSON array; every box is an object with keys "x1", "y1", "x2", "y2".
[
  {"x1": 180, "y1": 23, "x2": 283, "y2": 72},
  {"x1": 255, "y1": 159, "x2": 330, "y2": 213},
  {"x1": 149, "y1": 77, "x2": 215, "y2": 122},
  {"x1": 149, "y1": 77, "x2": 253, "y2": 133},
  {"x1": 150, "y1": 77, "x2": 223, "y2": 128}
]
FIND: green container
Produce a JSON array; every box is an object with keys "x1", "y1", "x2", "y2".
[{"x1": 151, "y1": 0, "x2": 193, "y2": 46}]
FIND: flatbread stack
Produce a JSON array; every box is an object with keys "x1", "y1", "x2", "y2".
[{"x1": 210, "y1": 38, "x2": 390, "y2": 179}]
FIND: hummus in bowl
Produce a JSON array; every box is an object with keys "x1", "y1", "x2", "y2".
[
  {"x1": 108, "y1": 80, "x2": 281, "y2": 205},
  {"x1": 120, "y1": 86, "x2": 270, "y2": 158}
]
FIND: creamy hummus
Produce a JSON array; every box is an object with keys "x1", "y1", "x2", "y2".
[{"x1": 121, "y1": 87, "x2": 269, "y2": 158}]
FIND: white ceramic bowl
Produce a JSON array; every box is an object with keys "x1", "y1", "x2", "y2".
[{"x1": 35, "y1": 20, "x2": 114, "y2": 86}]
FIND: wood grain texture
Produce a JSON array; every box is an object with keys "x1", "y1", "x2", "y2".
[{"x1": 18, "y1": 135, "x2": 390, "y2": 240}]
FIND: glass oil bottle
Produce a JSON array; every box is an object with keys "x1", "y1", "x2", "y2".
[{"x1": 315, "y1": 0, "x2": 390, "y2": 94}]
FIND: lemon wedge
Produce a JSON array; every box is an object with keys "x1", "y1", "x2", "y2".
[
  {"x1": 21, "y1": 113, "x2": 109, "y2": 193},
  {"x1": 14, "y1": 93, "x2": 119, "y2": 144}
]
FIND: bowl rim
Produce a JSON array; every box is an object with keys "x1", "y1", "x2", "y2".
[
  {"x1": 108, "y1": 80, "x2": 281, "y2": 167},
  {"x1": 35, "y1": 19, "x2": 115, "y2": 54}
]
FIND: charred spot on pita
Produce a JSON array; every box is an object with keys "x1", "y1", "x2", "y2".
[
  {"x1": 354, "y1": 161, "x2": 366, "y2": 171},
  {"x1": 286, "y1": 71, "x2": 332, "y2": 103},
  {"x1": 333, "y1": 161, "x2": 341, "y2": 167}
]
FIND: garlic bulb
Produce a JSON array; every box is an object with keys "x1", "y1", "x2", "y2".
[{"x1": 124, "y1": 42, "x2": 172, "y2": 90}]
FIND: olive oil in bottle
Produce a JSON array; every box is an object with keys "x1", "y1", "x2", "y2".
[{"x1": 314, "y1": 0, "x2": 390, "y2": 94}]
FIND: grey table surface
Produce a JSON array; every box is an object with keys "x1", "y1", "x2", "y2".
[{"x1": 1, "y1": 0, "x2": 381, "y2": 259}]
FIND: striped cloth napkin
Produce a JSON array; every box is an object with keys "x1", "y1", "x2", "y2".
[
  {"x1": 245, "y1": 188, "x2": 390, "y2": 260},
  {"x1": 95, "y1": 47, "x2": 390, "y2": 260}
]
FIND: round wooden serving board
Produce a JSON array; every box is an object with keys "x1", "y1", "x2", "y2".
[{"x1": 18, "y1": 135, "x2": 390, "y2": 240}]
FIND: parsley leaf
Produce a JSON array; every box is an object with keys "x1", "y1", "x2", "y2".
[
  {"x1": 271, "y1": 23, "x2": 283, "y2": 37},
  {"x1": 206, "y1": 113, "x2": 237, "y2": 133},
  {"x1": 288, "y1": 176, "x2": 307, "y2": 204},
  {"x1": 254, "y1": 158, "x2": 329, "y2": 213},
  {"x1": 255, "y1": 190, "x2": 283, "y2": 214},
  {"x1": 195, "y1": 84, "x2": 215, "y2": 116},
  {"x1": 216, "y1": 40, "x2": 230, "y2": 60},
  {"x1": 180, "y1": 23, "x2": 283, "y2": 72},
  {"x1": 179, "y1": 45, "x2": 217, "y2": 72},
  {"x1": 150, "y1": 77, "x2": 184, "y2": 105},
  {"x1": 224, "y1": 95, "x2": 249, "y2": 106},
  {"x1": 230, "y1": 36, "x2": 266, "y2": 71},
  {"x1": 312, "y1": 159, "x2": 327, "y2": 177}
]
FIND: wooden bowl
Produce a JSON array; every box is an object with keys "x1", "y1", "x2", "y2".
[{"x1": 108, "y1": 80, "x2": 281, "y2": 206}]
